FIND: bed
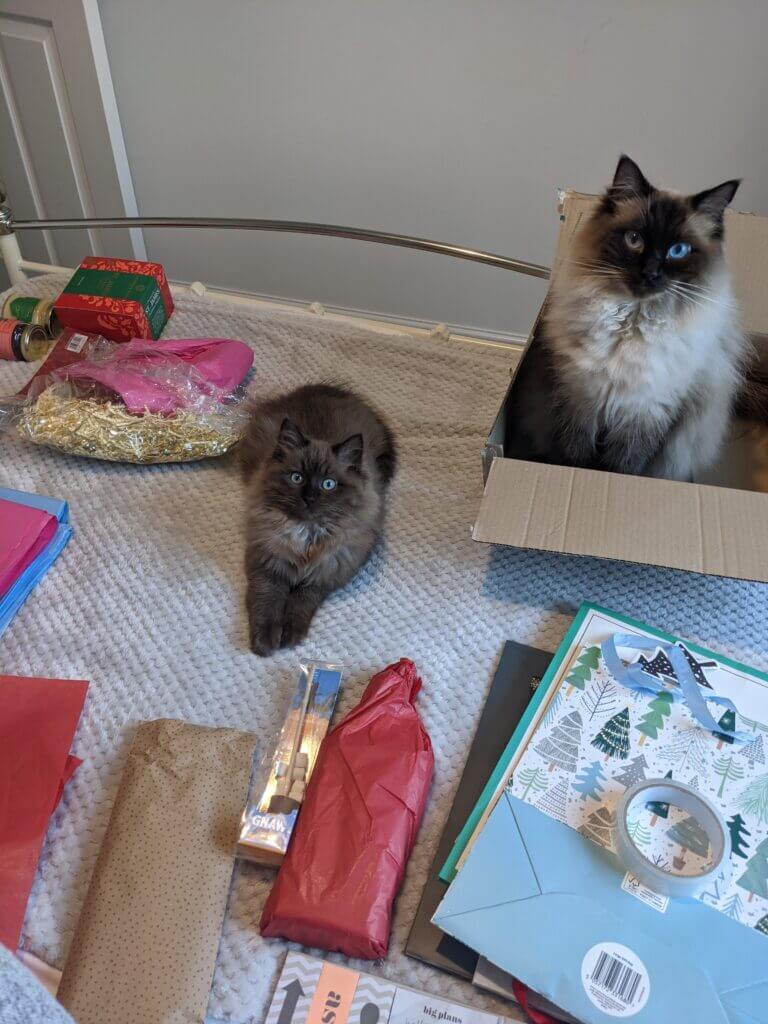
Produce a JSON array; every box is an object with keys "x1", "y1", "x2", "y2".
[{"x1": 2, "y1": 213, "x2": 767, "y2": 1023}]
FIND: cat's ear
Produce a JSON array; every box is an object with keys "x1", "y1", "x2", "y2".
[
  {"x1": 690, "y1": 179, "x2": 740, "y2": 226},
  {"x1": 611, "y1": 155, "x2": 653, "y2": 197},
  {"x1": 333, "y1": 433, "x2": 363, "y2": 470},
  {"x1": 276, "y1": 418, "x2": 307, "y2": 454},
  {"x1": 602, "y1": 155, "x2": 653, "y2": 211}
]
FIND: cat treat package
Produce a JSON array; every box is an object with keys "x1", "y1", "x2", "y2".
[{"x1": 260, "y1": 658, "x2": 434, "y2": 959}]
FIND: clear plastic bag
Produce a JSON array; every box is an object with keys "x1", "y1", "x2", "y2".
[
  {"x1": 237, "y1": 661, "x2": 344, "y2": 866},
  {"x1": 5, "y1": 334, "x2": 253, "y2": 464}
]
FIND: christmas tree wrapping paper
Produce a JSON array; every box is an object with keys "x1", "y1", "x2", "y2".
[{"x1": 505, "y1": 605, "x2": 768, "y2": 936}]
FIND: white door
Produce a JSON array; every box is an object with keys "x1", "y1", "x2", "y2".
[{"x1": 0, "y1": 0, "x2": 144, "y2": 284}]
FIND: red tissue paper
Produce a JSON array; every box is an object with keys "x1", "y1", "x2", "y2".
[
  {"x1": 0, "y1": 674, "x2": 88, "y2": 949},
  {"x1": 260, "y1": 658, "x2": 434, "y2": 959}
]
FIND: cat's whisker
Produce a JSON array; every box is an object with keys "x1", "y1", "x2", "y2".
[
  {"x1": 577, "y1": 272, "x2": 622, "y2": 283},
  {"x1": 673, "y1": 279, "x2": 726, "y2": 297},
  {"x1": 576, "y1": 269, "x2": 621, "y2": 278},
  {"x1": 561, "y1": 260, "x2": 622, "y2": 280},
  {"x1": 669, "y1": 282, "x2": 705, "y2": 302},
  {"x1": 560, "y1": 265, "x2": 618, "y2": 279},
  {"x1": 570, "y1": 267, "x2": 619, "y2": 276},
  {"x1": 669, "y1": 285, "x2": 722, "y2": 315},
  {"x1": 674, "y1": 280, "x2": 713, "y2": 293},
  {"x1": 561, "y1": 256, "x2": 619, "y2": 272},
  {"x1": 670, "y1": 282, "x2": 735, "y2": 310},
  {"x1": 680, "y1": 288, "x2": 736, "y2": 309}
]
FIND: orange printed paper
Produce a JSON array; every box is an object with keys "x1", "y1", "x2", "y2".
[{"x1": 306, "y1": 963, "x2": 358, "y2": 1024}]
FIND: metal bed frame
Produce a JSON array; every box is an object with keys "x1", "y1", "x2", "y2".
[{"x1": 0, "y1": 191, "x2": 549, "y2": 293}]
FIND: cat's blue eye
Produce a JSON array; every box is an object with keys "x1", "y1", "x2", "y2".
[
  {"x1": 321, "y1": 478, "x2": 337, "y2": 491},
  {"x1": 624, "y1": 230, "x2": 644, "y2": 252},
  {"x1": 667, "y1": 242, "x2": 691, "y2": 260},
  {"x1": 289, "y1": 471, "x2": 304, "y2": 484}
]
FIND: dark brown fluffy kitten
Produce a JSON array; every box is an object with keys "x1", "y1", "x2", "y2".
[{"x1": 240, "y1": 383, "x2": 396, "y2": 656}]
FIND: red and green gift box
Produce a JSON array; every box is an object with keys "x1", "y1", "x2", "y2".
[{"x1": 54, "y1": 257, "x2": 174, "y2": 342}]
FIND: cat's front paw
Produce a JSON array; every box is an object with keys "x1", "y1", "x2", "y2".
[
  {"x1": 278, "y1": 613, "x2": 310, "y2": 650},
  {"x1": 249, "y1": 616, "x2": 284, "y2": 657}
]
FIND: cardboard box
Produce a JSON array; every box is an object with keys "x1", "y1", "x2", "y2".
[
  {"x1": 477, "y1": 191, "x2": 768, "y2": 583},
  {"x1": 54, "y1": 257, "x2": 173, "y2": 342}
]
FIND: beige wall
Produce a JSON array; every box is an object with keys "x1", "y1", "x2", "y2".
[{"x1": 97, "y1": 0, "x2": 768, "y2": 337}]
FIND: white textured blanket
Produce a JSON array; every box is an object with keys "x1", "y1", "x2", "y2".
[{"x1": 2, "y1": 276, "x2": 767, "y2": 1023}]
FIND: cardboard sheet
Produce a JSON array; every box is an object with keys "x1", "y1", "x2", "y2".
[
  {"x1": 474, "y1": 457, "x2": 768, "y2": 581},
  {"x1": 0, "y1": 674, "x2": 88, "y2": 950},
  {"x1": 57, "y1": 719, "x2": 256, "y2": 1024}
]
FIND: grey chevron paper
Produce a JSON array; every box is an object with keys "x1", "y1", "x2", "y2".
[
  {"x1": 265, "y1": 953, "x2": 517, "y2": 1024},
  {"x1": 509, "y1": 607, "x2": 768, "y2": 934},
  {"x1": 264, "y1": 954, "x2": 325, "y2": 1024},
  {"x1": 349, "y1": 971, "x2": 397, "y2": 1024}
]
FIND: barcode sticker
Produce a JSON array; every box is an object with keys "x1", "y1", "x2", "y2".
[
  {"x1": 581, "y1": 942, "x2": 650, "y2": 1017},
  {"x1": 66, "y1": 333, "x2": 88, "y2": 353}
]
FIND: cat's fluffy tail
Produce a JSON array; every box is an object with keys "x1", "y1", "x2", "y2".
[{"x1": 376, "y1": 420, "x2": 398, "y2": 486}]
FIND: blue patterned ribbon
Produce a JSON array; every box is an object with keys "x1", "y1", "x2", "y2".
[{"x1": 601, "y1": 634, "x2": 751, "y2": 743}]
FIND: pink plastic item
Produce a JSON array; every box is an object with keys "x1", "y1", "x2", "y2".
[
  {"x1": 0, "y1": 499, "x2": 57, "y2": 596},
  {"x1": 53, "y1": 337, "x2": 253, "y2": 415}
]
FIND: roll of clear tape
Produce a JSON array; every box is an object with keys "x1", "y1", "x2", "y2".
[{"x1": 615, "y1": 778, "x2": 730, "y2": 899}]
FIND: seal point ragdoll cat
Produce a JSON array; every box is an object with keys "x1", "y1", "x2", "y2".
[
  {"x1": 241, "y1": 383, "x2": 396, "y2": 656},
  {"x1": 510, "y1": 155, "x2": 748, "y2": 480}
]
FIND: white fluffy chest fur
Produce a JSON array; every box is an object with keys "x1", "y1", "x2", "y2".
[{"x1": 546, "y1": 274, "x2": 741, "y2": 430}]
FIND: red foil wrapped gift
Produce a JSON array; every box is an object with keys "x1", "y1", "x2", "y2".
[
  {"x1": 54, "y1": 257, "x2": 173, "y2": 342},
  {"x1": 260, "y1": 658, "x2": 434, "y2": 959}
]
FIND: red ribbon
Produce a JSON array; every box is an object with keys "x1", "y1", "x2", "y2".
[{"x1": 511, "y1": 980, "x2": 559, "y2": 1024}]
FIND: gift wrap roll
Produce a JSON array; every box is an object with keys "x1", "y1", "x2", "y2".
[{"x1": 57, "y1": 719, "x2": 256, "y2": 1024}]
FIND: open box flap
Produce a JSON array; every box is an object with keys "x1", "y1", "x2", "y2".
[{"x1": 474, "y1": 456, "x2": 768, "y2": 582}]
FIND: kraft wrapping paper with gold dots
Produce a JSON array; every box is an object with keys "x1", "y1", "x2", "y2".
[{"x1": 57, "y1": 719, "x2": 256, "y2": 1024}]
